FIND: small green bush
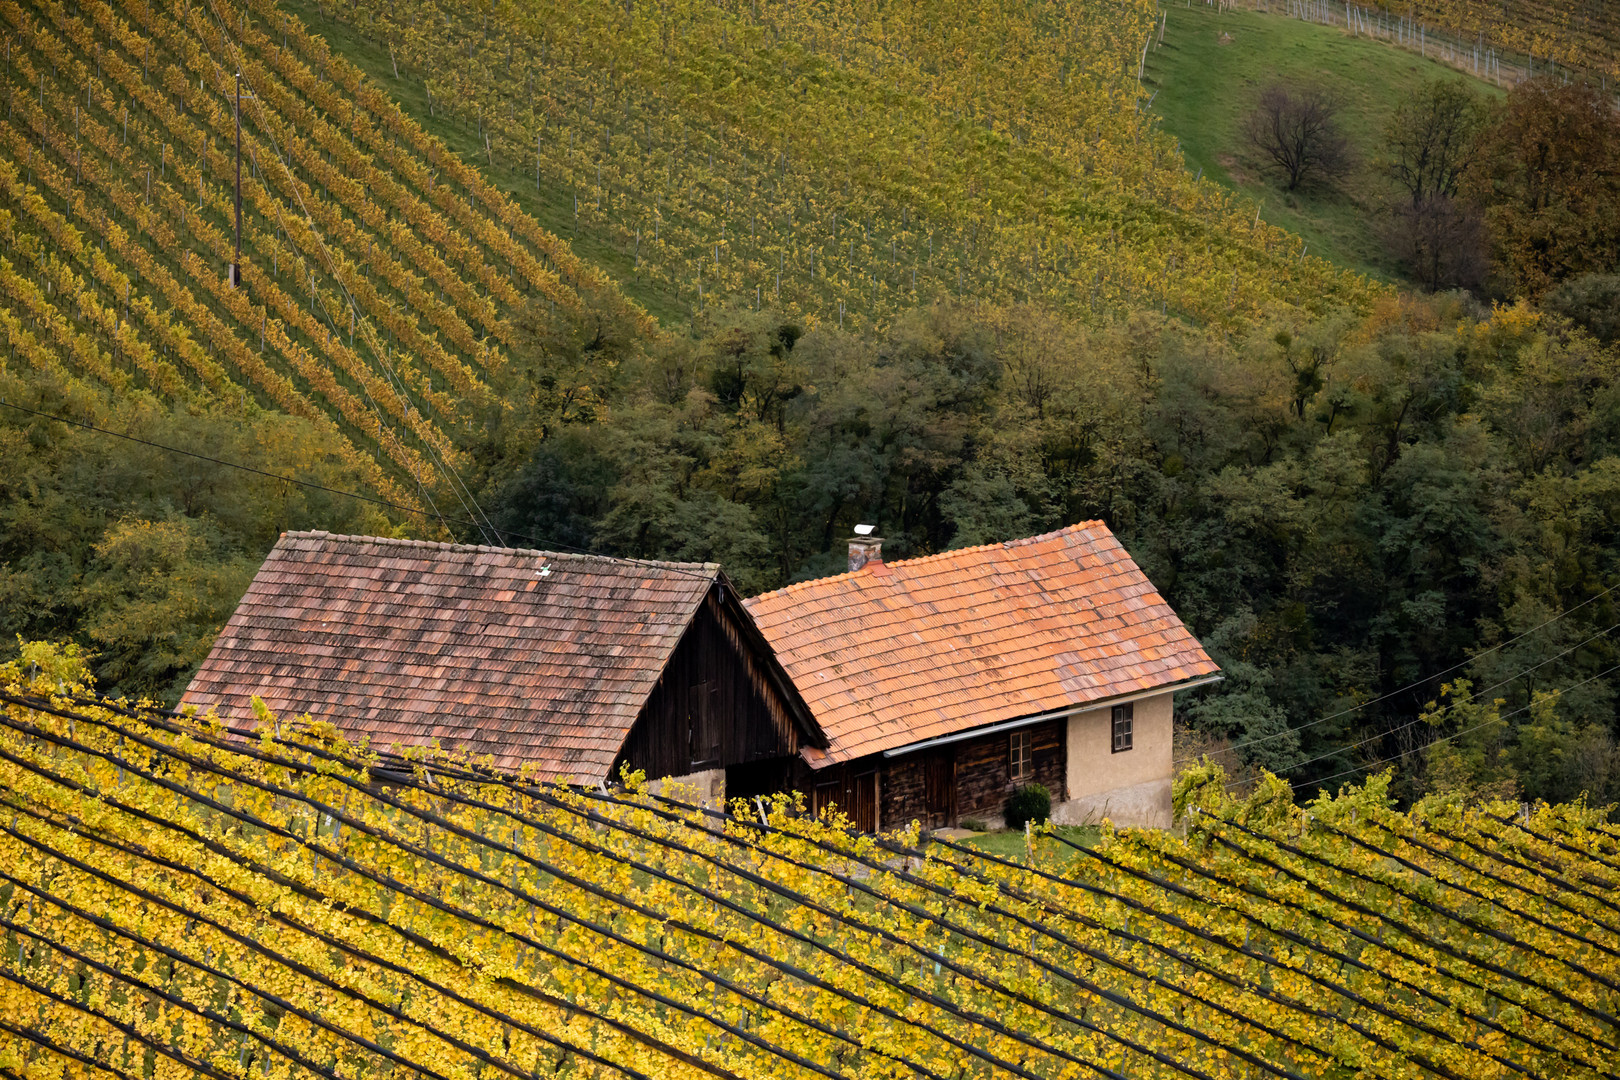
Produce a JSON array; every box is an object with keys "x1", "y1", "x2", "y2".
[
  {"x1": 1006, "y1": 783, "x2": 1051, "y2": 829},
  {"x1": 1545, "y1": 273, "x2": 1620, "y2": 345},
  {"x1": 959, "y1": 817, "x2": 989, "y2": 833}
]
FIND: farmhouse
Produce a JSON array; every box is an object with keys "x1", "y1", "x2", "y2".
[
  {"x1": 744, "y1": 523, "x2": 1220, "y2": 831},
  {"x1": 184, "y1": 531, "x2": 823, "y2": 799}
]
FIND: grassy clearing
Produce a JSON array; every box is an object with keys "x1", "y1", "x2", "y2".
[
  {"x1": 954, "y1": 825, "x2": 1102, "y2": 867},
  {"x1": 1145, "y1": 5, "x2": 1500, "y2": 283}
]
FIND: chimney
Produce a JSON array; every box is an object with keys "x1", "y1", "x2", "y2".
[{"x1": 848, "y1": 526, "x2": 883, "y2": 573}]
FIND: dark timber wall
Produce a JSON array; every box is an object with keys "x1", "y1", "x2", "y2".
[
  {"x1": 618, "y1": 588, "x2": 806, "y2": 780},
  {"x1": 797, "y1": 762, "x2": 881, "y2": 832},
  {"x1": 875, "y1": 718, "x2": 1067, "y2": 830}
]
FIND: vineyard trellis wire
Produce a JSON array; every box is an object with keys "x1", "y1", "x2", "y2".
[
  {"x1": 0, "y1": 663, "x2": 1617, "y2": 1080},
  {"x1": 303, "y1": 0, "x2": 1382, "y2": 331},
  {"x1": 0, "y1": 0, "x2": 648, "y2": 513},
  {"x1": 1257, "y1": 0, "x2": 1620, "y2": 90}
]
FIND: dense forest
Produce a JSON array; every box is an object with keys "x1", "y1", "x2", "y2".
[{"x1": 488, "y1": 284, "x2": 1620, "y2": 804}]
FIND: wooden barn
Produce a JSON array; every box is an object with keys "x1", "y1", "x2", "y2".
[
  {"x1": 744, "y1": 524, "x2": 1220, "y2": 831},
  {"x1": 185, "y1": 531, "x2": 823, "y2": 797}
]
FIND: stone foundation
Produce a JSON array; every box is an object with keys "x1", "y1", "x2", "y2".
[
  {"x1": 1051, "y1": 776, "x2": 1172, "y2": 830},
  {"x1": 644, "y1": 768, "x2": 726, "y2": 810}
]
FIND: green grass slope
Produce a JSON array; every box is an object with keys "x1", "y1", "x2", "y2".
[
  {"x1": 1146, "y1": 5, "x2": 1501, "y2": 283},
  {"x1": 289, "y1": 0, "x2": 1383, "y2": 331}
]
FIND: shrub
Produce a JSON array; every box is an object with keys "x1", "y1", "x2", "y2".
[
  {"x1": 959, "y1": 817, "x2": 989, "y2": 833},
  {"x1": 1006, "y1": 784, "x2": 1051, "y2": 829},
  {"x1": 1544, "y1": 273, "x2": 1620, "y2": 345}
]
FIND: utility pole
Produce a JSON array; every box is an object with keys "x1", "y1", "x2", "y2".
[{"x1": 229, "y1": 71, "x2": 243, "y2": 288}]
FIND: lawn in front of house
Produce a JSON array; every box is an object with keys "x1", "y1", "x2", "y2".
[{"x1": 950, "y1": 824, "x2": 1103, "y2": 868}]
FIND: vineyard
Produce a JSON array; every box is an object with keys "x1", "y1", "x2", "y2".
[
  {"x1": 0, "y1": 0, "x2": 647, "y2": 516},
  {"x1": 2, "y1": 656, "x2": 1619, "y2": 1079},
  {"x1": 296, "y1": 0, "x2": 1382, "y2": 331},
  {"x1": 0, "y1": 0, "x2": 1397, "y2": 525},
  {"x1": 1347, "y1": 0, "x2": 1620, "y2": 83}
]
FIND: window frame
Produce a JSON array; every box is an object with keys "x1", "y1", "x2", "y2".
[
  {"x1": 1009, "y1": 729, "x2": 1034, "y2": 782},
  {"x1": 1111, "y1": 703, "x2": 1134, "y2": 753}
]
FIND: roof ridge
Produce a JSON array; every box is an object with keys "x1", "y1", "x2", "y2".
[
  {"x1": 747, "y1": 521, "x2": 1108, "y2": 602},
  {"x1": 278, "y1": 531, "x2": 719, "y2": 573},
  {"x1": 742, "y1": 519, "x2": 1218, "y2": 765}
]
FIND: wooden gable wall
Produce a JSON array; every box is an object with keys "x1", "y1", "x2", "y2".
[{"x1": 617, "y1": 586, "x2": 808, "y2": 780}]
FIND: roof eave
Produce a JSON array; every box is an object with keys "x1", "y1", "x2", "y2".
[{"x1": 804, "y1": 671, "x2": 1224, "y2": 767}]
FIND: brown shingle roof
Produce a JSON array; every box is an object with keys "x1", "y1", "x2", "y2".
[
  {"x1": 183, "y1": 531, "x2": 719, "y2": 781},
  {"x1": 742, "y1": 522, "x2": 1219, "y2": 765}
]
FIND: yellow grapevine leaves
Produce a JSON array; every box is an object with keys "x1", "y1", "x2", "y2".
[{"x1": 0, "y1": 678, "x2": 1615, "y2": 1079}]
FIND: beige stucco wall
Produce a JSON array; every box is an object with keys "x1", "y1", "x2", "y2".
[{"x1": 1052, "y1": 691, "x2": 1174, "y2": 829}]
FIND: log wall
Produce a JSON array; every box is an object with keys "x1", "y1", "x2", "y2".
[{"x1": 873, "y1": 718, "x2": 1067, "y2": 830}]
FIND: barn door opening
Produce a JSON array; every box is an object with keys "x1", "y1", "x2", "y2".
[
  {"x1": 924, "y1": 751, "x2": 956, "y2": 829},
  {"x1": 687, "y1": 680, "x2": 720, "y2": 770},
  {"x1": 851, "y1": 771, "x2": 879, "y2": 833},
  {"x1": 812, "y1": 781, "x2": 840, "y2": 821}
]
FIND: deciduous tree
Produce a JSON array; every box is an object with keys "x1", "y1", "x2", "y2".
[
  {"x1": 1468, "y1": 78, "x2": 1620, "y2": 300},
  {"x1": 1242, "y1": 83, "x2": 1352, "y2": 191},
  {"x1": 1384, "y1": 79, "x2": 1485, "y2": 209},
  {"x1": 1382, "y1": 79, "x2": 1488, "y2": 292}
]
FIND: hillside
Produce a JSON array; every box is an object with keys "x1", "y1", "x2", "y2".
[
  {"x1": 290, "y1": 0, "x2": 1383, "y2": 330},
  {"x1": 1384, "y1": 0, "x2": 1620, "y2": 82},
  {"x1": 0, "y1": 0, "x2": 648, "y2": 518},
  {"x1": 1146, "y1": 4, "x2": 1502, "y2": 282},
  {"x1": 2, "y1": 679, "x2": 1618, "y2": 1079}
]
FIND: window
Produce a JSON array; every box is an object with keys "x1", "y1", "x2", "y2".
[
  {"x1": 1111, "y1": 704, "x2": 1134, "y2": 753},
  {"x1": 1009, "y1": 730, "x2": 1033, "y2": 781}
]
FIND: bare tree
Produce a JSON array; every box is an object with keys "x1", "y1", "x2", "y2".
[
  {"x1": 1243, "y1": 84, "x2": 1351, "y2": 191},
  {"x1": 1384, "y1": 196, "x2": 1487, "y2": 292}
]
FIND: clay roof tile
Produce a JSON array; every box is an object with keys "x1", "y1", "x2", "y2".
[
  {"x1": 744, "y1": 522, "x2": 1217, "y2": 765},
  {"x1": 184, "y1": 532, "x2": 717, "y2": 783}
]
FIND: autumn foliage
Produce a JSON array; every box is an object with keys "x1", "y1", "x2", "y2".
[
  {"x1": 1467, "y1": 79, "x2": 1620, "y2": 300},
  {"x1": 1, "y1": 658, "x2": 1617, "y2": 1079},
  {"x1": 0, "y1": 0, "x2": 645, "y2": 511}
]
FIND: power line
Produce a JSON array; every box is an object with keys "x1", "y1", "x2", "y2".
[
  {"x1": 1296, "y1": 659, "x2": 1620, "y2": 793},
  {"x1": 0, "y1": 397, "x2": 719, "y2": 584},
  {"x1": 1176, "y1": 579, "x2": 1620, "y2": 768},
  {"x1": 1215, "y1": 618, "x2": 1620, "y2": 786}
]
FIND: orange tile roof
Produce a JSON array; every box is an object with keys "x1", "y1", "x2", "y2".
[
  {"x1": 183, "y1": 531, "x2": 720, "y2": 782},
  {"x1": 743, "y1": 523, "x2": 1219, "y2": 765}
]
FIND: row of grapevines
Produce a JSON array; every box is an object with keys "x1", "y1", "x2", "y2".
[
  {"x1": 82, "y1": 0, "x2": 502, "y2": 404},
  {"x1": 1, "y1": 676, "x2": 1615, "y2": 1079},
  {"x1": 0, "y1": 0, "x2": 646, "y2": 510},
  {"x1": 0, "y1": 72, "x2": 438, "y2": 496},
  {"x1": 304, "y1": 0, "x2": 1383, "y2": 329},
  {"x1": 20, "y1": 0, "x2": 485, "y2": 427},
  {"x1": 1358, "y1": 0, "x2": 1620, "y2": 80},
  {"x1": 234, "y1": 0, "x2": 650, "y2": 338}
]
